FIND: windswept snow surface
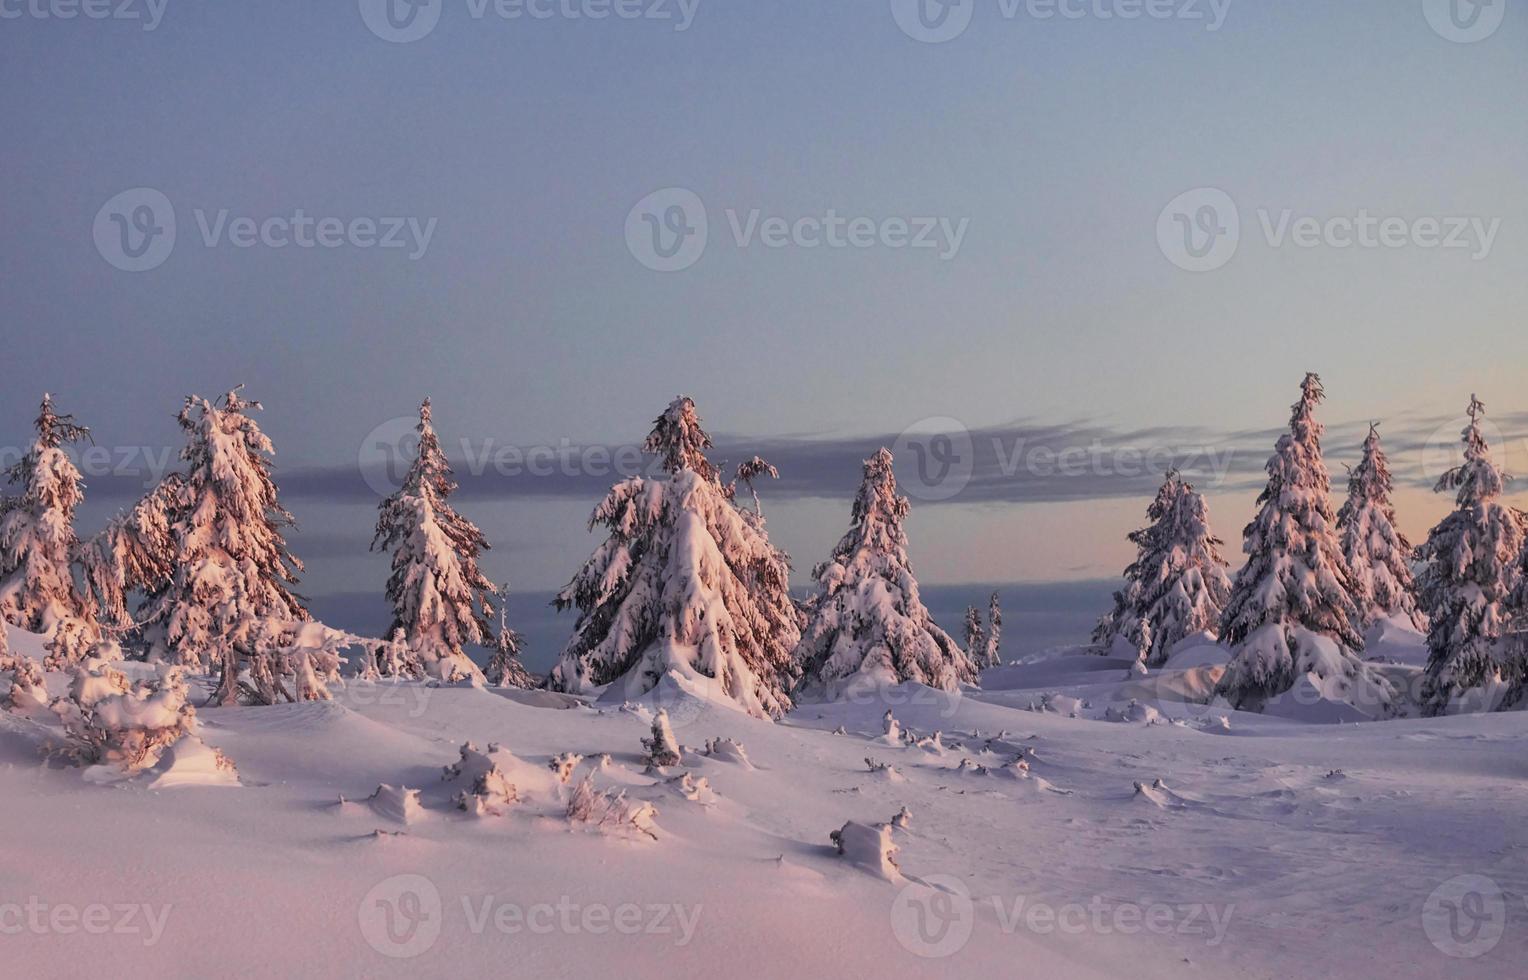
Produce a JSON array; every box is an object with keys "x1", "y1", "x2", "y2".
[{"x1": 1, "y1": 622, "x2": 1524, "y2": 978}]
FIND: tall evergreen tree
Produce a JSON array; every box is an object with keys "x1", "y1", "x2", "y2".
[
  {"x1": 79, "y1": 475, "x2": 181, "y2": 630},
  {"x1": 138, "y1": 388, "x2": 308, "y2": 704},
  {"x1": 0, "y1": 394, "x2": 95, "y2": 635},
  {"x1": 983, "y1": 592, "x2": 1003, "y2": 668},
  {"x1": 1093, "y1": 470, "x2": 1232, "y2": 666},
  {"x1": 963, "y1": 605, "x2": 986, "y2": 667},
  {"x1": 1416, "y1": 396, "x2": 1525, "y2": 714},
  {"x1": 1337, "y1": 424, "x2": 1424, "y2": 631},
  {"x1": 371, "y1": 399, "x2": 502, "y2": 683},
  {"x1": 548, "y1": 396, "x2": 802, "y2": 719},
  {"x1": 794, "y1": 448, "x2": 977, "y2": 698},
  {"x1": 1215, "y1": 375, "x2": 1392, "y2": 711},
  {"x1": 484, "y1": 590, "x2": 533, "y2": 689}
]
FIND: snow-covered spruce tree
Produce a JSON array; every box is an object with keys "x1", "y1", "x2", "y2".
[
  {"x1": 1092, "y1": 470, "x2": 1233, "y2": 667},
  {"x1": 547, "y1": 396, "x2": 801, "y2": 719},
  {"x1": 1416, "y1": 397, "x2": 1526, "y2": 714},
  {"x1": 1215, "y1": 375, "x2": 1392, "y2": 712},
  {"x1": 78, "y1": 475, "x2": 181, "y2": 630},
  {"x1": 484, "y1": 592, "x2": 533, "y2": 689},
  {"x1": 963, "y1": 606, "x2": 986, "y2": 665},
  {"x1": 137, "y1": 388, "x2": 309, "y2": 705},
  {"x1": 981, "y1": 592, "x2": 1002, "y2": 668},
  {"x1": 794, "y1": 448, "x2": 977, "y2": 698},
  {"x1": 0, "y1": 395, "x2": 95, "y2": 635},
  {"x1": 371, "y1": 399, "x2": 500, "y2": 684},
  {"x1": 1337, "y1": 424, "x2": 1424, "y2": 631}
]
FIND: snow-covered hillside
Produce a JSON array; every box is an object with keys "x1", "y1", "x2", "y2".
[{"x1": 2, "y1": 621, "x2": 1523, "y2": 979}]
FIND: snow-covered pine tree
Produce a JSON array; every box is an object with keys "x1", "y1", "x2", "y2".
[
  {"x1": 371, "y1": 399, "x2": 499, "y2": 684},
  {"x1": 137, "y1": 388, "x2": 309, "y2": 705},
  {"x1": 982, "y1": 591, "x2": 1002, "y2": 668},
  {"x1": 1092, "y1": 470, "x2": 1233, "y2": 667},
  {"x1": 78, "y1": 475, "x2": 181, "y2": 630},
  {"x1": 0, "y1": 395, "x2": 95, "y2": 635},
  {"x1": 793, "y1": 448, "x2": 977, "y2": 698},
  {"x1": 484, "y1": 591, "x2": 533, "y2": 689},
  {"x1": 1416, "y1": 396, "x2": 1526, "y2": 714},
  {"x1": 547, "y1": 396, "x2": 801, "y2": 719},
  {"x1": 963, "y1": 605, "x2": 986, "y2": 664},
  {"x1": 1337, "y1": 424, "x2": 1424, "y2": 631},
  {"x1": 1215, "y1": 375, "x2": 1392, "y2": 712}
]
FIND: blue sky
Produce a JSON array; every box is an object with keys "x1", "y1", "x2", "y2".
[{"x1": 2, "y1": 0, "x2": 1525, "y2": 628}]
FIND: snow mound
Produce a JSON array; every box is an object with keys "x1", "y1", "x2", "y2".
[
  {"x1": 1131, "y1": 778, "x2": 1194, "y2": 810},
  {"x1": 367, "y1": 783, "x2": 425, "y2": 825},
  {"x1": 1162, "y1": 634, "x2": 1231, "y2": 670},
  {"x1": 1103, "y1": 699, "x2": 1163, "y2": 725},
  {"x1": 1262, "y1": 672, "x2": 1377, "y2": 724},
  {"x1": 143, "y1": 735, "x2": 240, "y2": 790},
  {"x1": 702, "y1": 737, "x2": 754, "y2": 769},
  {"x1": 492, "y1": 687, "x2": 587, "y2": 710},
  {"x1": 830, "y1": 820, "x2": 901, "y2": 881}
]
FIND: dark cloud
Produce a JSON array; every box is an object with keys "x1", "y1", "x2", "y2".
[{"x1": 68, "y1": 410, "x2": 1528, "y2": 510}]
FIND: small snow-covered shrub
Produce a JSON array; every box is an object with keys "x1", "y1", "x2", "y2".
[
  {"x1": 549, "y1": 752, "x2": 585, "y2": 784},
  {"x1": 54, "y1": 660, "x2": 223, "y2": 776},
  {"x1": 443, "y1": 742, "x2": 519, "y2": 816},
  {"x1": 702, "y1": 737, "x2": 752, "y2": 768},
  {"x1": 42, "y1": 618, "x2": 97, "y2": 671},
  {"x1": 642, "y1": 709, "x2": 682, "y2": 769},
  {"x1": 664, "y1": 771, "x2": 716, "y2": 804},
  {"x1": 1, "y1": 638, "x2": 51, "y2": 720},
  {"x1": 368, "y1": 784, "x2": 424, "y2": 825},
  {"x1": 830, "y1": 820, "x2": 900, "y2": 879},
  {"x1": 566, "y1": 776, "x2": 658, "y2": 840}
]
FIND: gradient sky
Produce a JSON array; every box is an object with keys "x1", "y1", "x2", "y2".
[{"x1": 2, "y1": 1, "x2": 1525, "y2": 630}]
